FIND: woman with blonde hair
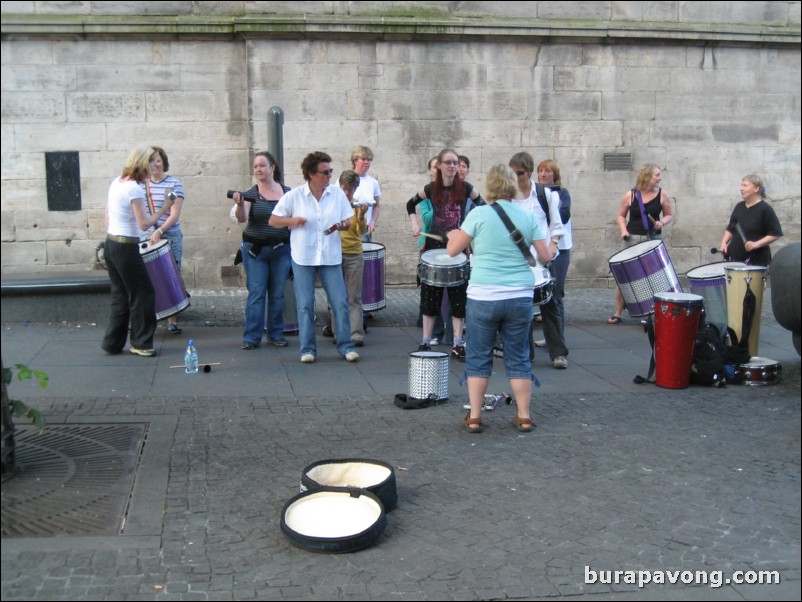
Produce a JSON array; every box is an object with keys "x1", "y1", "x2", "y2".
[
  {"x1": 447, "y1": 164, "x2": 553, "y2": 433},
  {"x1": 608, "y1": 163, "x2": 673, "y2": 324},
  {"x1": 102, "y1": 147, "x2": 174, "y2": 357}
]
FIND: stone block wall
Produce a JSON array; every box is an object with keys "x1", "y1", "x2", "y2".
[{"x1": 1, "y1": 1, "x2": 800, "y2": 288}]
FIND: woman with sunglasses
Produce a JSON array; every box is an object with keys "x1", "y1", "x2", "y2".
[
  {"x1": 509, "y1": 152, "x2": 568, "y2": 369},
  {"x1": 407, "y1": 148, "x2": 482, "y2": 361},
  {"x1": 270, "y1": 151, "x2": 359, "y2": 364}
]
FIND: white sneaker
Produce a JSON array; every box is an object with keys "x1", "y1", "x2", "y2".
[
  {"x1": 345, "y1": 351, "x2": 360, "y2": 362},
  {"x1": 463, "y1": 401, "x2": 471, "y2": 410},
  {"x1": 534, "y1": 339, "x2": 547, "y2": 348},
  {"x1": 300, "y1": 354, "x2": 316, "y2": 363},
  {"x1": 552, "y1": 356, "x2": 568, "y2": 369},
  {"x1": 429, "y1": 338, "x2": 439, "y2": 346}
]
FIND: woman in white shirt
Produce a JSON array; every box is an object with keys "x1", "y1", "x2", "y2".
[{"x1": 102, "y1": 147, "x2": 174, "y2": 357}]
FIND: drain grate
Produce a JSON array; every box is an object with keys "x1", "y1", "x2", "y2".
[{"x1": 1, "y1": 423, "x2": 147, "y2": 537}]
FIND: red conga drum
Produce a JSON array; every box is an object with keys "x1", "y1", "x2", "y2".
[
  {"x1": 653, "y1": 292, "x2": 704, "y2": 389},
  {"x1": 139, "y1": 240, "x2": 190, "y2": 320}
]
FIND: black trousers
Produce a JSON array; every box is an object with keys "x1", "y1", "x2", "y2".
[{"x1": 101, "y1": 239, "x2": 157, "y2": 352}]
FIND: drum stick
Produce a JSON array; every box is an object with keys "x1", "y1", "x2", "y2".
[
  {"x1": 170, "y1": 362, "x2": 221, "y2": 369},
  {"x1": 419, "y1": 232, "x2": 444, "y2": 242},
  {"x1": 735, "y1": 222, "x2": 748, "y2": 244}
]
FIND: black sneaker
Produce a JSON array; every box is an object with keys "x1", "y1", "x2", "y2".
[
  {"x1": 451, "y1": 344, "x2": 466, "y2": 361},
  {"x1": 417, "y1": 343, "x2": 431, "y2": 352},
  {"x1": 322, "y1": 325, "x2": 334, "y2": 337}
]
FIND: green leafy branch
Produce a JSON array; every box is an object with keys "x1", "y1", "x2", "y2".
[{"x1": 3, "y1": 364, "x2": 47, "y2": 430}]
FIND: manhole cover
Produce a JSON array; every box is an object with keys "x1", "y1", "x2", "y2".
[{"x1": 1, "y1": 423, "x2": 147, "y2": 537}]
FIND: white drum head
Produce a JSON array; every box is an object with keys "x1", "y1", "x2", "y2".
[
  {"x1": 742, "y1": 357, "x2": 778, "y2": 368},
  {"x1": 609, "y1": 239, "x2": 663, "y2": 263},
  {"x1": 409, "y1": 351, "x2": 449, "y2": 359},
  {"x1": 725, "y1": 265, "x2": 767, "y2": 274},
  {"x1": 654, "y1": 292, "x2": 703, "y2": 303},
  {"x1": 362, "y1": 242, "x2": 384, "y2": 253},
  {"x1": 687, "y1": 263, "x2": 727, "y2": 280},
  {"x1": 530, "y1": 266, "x2": 552, "y2": 285},
  {"x1": 421, "y1": 249, "x2": 467, "y2": 266},
  {"x1": 306, "y1": 463, "x2": 391, "y2": 490},
  {"x1": 139, "y1": 238, "x2": 169, "y2": 255},
  {"x1": 283, "y1": 490, "x2": 381, "y2": 538}
]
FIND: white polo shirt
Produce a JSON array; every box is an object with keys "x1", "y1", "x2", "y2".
[{"x1": 272, "y1": 182, "x2": 354, "y2": 266}]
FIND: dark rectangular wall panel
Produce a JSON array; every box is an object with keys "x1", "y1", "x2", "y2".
[{"x1": 45, "y1": 151, "x2": 81, "y2": 211}]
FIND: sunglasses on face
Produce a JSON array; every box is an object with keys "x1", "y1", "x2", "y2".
[
  {"x1": 514, "y1": 170, "x2": 527, "y2": 177},
  {"x1": 317, "y1": 169, "x2": 335, "y2": 176}
]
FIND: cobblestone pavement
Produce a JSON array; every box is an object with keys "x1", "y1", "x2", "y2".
[{"x1": 1, "y1": 287, "x2": 799, "y2": 601}]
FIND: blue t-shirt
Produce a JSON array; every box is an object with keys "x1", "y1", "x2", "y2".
[{"x1": 460, "y1": 200, "x2": 545, "y2": 287}]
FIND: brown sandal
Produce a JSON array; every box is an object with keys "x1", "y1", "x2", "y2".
[
  {"x1": 512, "y1": 416, "x2": 534, "y2": 433},
  {"x1": 463, "y1": 412, "x2": 483, "y2": 433}
]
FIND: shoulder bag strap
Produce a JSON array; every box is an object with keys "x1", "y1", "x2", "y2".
[
  {"x1": 490, "y1": 203, "x2": 537, "y2": 267},
  {"x1": 535, "y1": 183, "x2": 550, "y2": 226}
]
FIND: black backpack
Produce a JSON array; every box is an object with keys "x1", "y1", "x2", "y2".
[{"x1": 690, "y1": 323, "x2": 727, "y2": 387}]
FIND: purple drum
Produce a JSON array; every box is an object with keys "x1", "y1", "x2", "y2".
[
  {"x1": 362, "y1": 242, "x2": 385, "y2": 312},
  {"x1": 139, "y1": 239, "x2": 190, "y2": 320},
  {"x1": 608, "y1": 239, "x2": 681, "y2": 317}
]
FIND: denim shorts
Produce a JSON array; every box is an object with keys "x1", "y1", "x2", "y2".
[{"x1": 465, "y1": 296, "x2": 533, "y2": 379}]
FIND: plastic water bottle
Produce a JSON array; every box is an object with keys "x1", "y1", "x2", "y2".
[{"x1": 184, "y1": 339, "x2": 199, "y2": 374}]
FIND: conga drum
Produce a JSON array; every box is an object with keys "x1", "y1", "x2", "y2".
[
  {"x1": 686, "y1": 262, "x2": 747, "y2": 329},
  {"x1": 725, "y1": 265, "x2": 767, "y2": 357},
  {"x1": 653, "y1": 292, "x2": 705, "y2": 389},
  {"x1": 139, "y1": 240, "x2": 190, "y2": 320},
  {"x1": 608, "y1": 240, "x2": 681, "y2": 317},
  {"x1": 361, "y1": 242, "x2": 385, "y2": 311}
]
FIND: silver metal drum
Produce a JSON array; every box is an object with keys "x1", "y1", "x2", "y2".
[{"x1": 408, "y1": 350, "x2": 449, "y2": 402}]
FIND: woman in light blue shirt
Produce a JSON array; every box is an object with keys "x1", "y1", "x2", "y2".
[{"x1": 447, "y1": 165, "x2": 554, "y2": 434}]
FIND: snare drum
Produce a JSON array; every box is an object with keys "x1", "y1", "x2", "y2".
[
  {"x1": 608, "y1": 239, "x2": 681, "y2": 317},
  {"x1": 725, "y1": 265, "x2": 767, "y2": 357},
  {"x1": 531, "y1": 265, "x2": 555, "y2": 305},
  {"x1": 686, "y1": 262, "x2": 747, "y2": 328},
  {"x1": 361, "y1": 242, "x2": 386, "y2": 311},
  {"x1": 139, "y1": 240, "x2": 190, "y2": 320},
  {"x1": 418, "y1": 250, "x2": 469, "y2": 287},
  {"x1": 735, "y1": 357, "x2": 782, "y2": 386}
]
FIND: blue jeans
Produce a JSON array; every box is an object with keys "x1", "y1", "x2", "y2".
[
  {"x1": 465, "y1": 296, "x2": 533, "y2": 379},
  {"x1": 242, "y1": 242, "x2": 291, "y2": 345},
  {"x1": 292, "y1": 260, "x2": 355, "y2": 358},
  {"x1": 163, "y1": 228, "x2": 183, "y2": 271}
]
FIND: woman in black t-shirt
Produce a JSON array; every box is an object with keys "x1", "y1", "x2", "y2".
[
  {"x1": 232, "y1": 151, "x2": 292, "y2": 349},
  {"x1": 719, "y1": 174, "x2": 783, "y2": 267}
]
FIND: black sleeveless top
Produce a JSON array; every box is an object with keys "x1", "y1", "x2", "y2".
[{"x1": 626, "y1": 188, "x2": 663, "y2": 236}]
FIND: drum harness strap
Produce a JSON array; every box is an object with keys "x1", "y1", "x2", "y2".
[
  {"x1": 633, "y1": 316, "x2": 657, "y2": 385},
  {"x1": 490, "y1": 203, "x2": 538, "y2": 267}
]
